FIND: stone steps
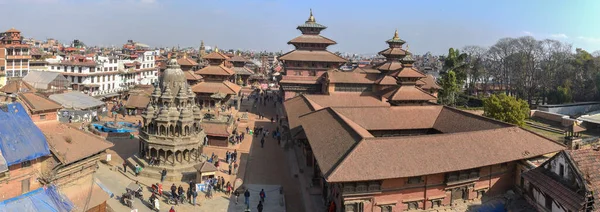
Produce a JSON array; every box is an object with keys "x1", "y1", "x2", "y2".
[{"x1": 126, "y1": 155, "x2": 199, "y2": 181}]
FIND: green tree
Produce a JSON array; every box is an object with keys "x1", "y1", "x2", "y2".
[
  {"x1": 442, "y1": 48, "x2": 469, "y2": 85},
  {"x1": 483, "y1": 93, "x2": 530, "y2": 126},
  {"x1": 438, "y1": 70, "x2": 460, "y2": 106}
]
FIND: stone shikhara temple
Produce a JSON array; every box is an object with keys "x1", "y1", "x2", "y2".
[{"x1": 133, "y1": 52, "x2": 207, "y2": 181}]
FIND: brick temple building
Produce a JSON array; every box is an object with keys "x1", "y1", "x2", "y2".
[
  {"x1": 278, "y1": 10, "x2": 347, "y2": 99},
  {"x1": 283, "y1": 30, "x2": 565, "y2": 211}
]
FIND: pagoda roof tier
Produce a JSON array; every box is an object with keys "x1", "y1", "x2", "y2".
[
  {"x1": 374, "y1": 75, "x2": 397, "y2": 85},
  {"x1": 297, "y1": 22, "x2": 327, "y2": 29},
  {"x1": 374, "y1": 61, "x2": 403, "y2": 71},
  {"x1": 386, "y1": 29, "x2": 406, "y2": 45},
  {"x1": 288, "y1": 35, "x2": 337, "y2": 45},
  {"x1": 389, "y1": 67, "x2": 427, "y2": 78},
  {"x1": 232, "y1": 67, "x2": 255, "y2": 76},
  {"x1": 280, "y1": 75, "x2": 321, "y2": 85},
  {"x1": 381, "y1": 85, "x2": 437, "y2": 101},
  {"x1": 229, "y1": 55, "x2": 247, "y2": 63},
  {"x1": 418, "y1": 74, "x2": 441, "y2": 90},
  {"x1": 378, "y1": 48, "x2": 408, "y2": 57},
  {"x1": 177, "y1": 57, "x2": 198, "y2": 66},
  {"x1": 195, "y1": 65, "x2": 234, "y2": 76},
  {"x1": 203, "y1": 51, "x2": 230, "y2": 60},
  {"x1": 191, "y1": 81, "x2": 241, "y2": 95},
  {"x1": 279, "y1": 50, "x2": 347, "y2": 63},
  {"x1": 184, "y1": 70, "x2": 202, "y2": 81},
  {"x1": 352, "y1": 67, "x2": 381, "y2": 74},
  {"x1": 325, "y1": 70, "x2": 376, "y2": 84}
]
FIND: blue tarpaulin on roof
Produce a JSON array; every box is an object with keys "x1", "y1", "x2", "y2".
[
  {"x1": 0, "y1": 103, "x2": 50, "y2": 165},
  {"x1": 0, "y1": 185, "x2": 74, "y2": 212}
]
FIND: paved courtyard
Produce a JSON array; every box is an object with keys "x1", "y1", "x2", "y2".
[{"x1": 94, "y1": 93, "x2": 305, "y2": 212}]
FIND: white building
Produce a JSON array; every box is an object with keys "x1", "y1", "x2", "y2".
[{"x1": 45, "y1": 51, "x2": 157, "y2": 98}]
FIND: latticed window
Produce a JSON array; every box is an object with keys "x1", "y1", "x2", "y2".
[
  {"x1": 380, "y1": 205, "x2": 392, "y2": 212},
  {"x1": 334, "y1": 83, "x2": 372, "y2": 92}
]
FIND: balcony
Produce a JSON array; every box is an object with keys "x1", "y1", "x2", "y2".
[{"x1": 6, "y1": 55, "x2": 32, "y2": 60}]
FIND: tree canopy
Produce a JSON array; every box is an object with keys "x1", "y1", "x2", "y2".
[{"x1": 483, "y1": 93, "x2": 530, "y2": 126}]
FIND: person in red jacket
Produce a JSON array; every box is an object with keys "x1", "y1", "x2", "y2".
[{"x1": 169, "y1": 206, "x2": 176, "y2": 212}]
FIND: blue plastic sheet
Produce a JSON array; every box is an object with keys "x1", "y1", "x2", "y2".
[
  {"x1": 0, "y1": 103, "x2": 50, "y2": 165},
  {"x1": 0, "y1": 185, "x2": 74, "y2": 212}
]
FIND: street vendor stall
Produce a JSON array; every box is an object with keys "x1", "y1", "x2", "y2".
[{"x1": 194, "y1": 161, "x2": 218, "y2": 183}]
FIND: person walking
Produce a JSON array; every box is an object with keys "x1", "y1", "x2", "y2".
[
  {"x1": 234, "y1": 162, "x2": 239, "y2": 175},
  {"x1": 161, "y1": 169, "x2": 167, "y2": 182},
  {"x1": 134, "y1": 164, "x2": 140, "y2": 177},
  {"x1": 244, "y1": 189, "x2": 250, "y2": 206},
  {"x1": 261, "y1": 137, "x2": 265, "y2": 148},
  {"x1": 192, "y1": 188, "x2": 198, "y2": 206},
  {"x1": 122, "y1": 162, "x2": 127, "y2": 174},
  {"x1": 169, "y1": 206, "x2": 176, "y2": 212},
  {"x1": 228, "y1": 163, "x2": 233, "y2": 175},
  {"x1": 233, "y1": 189, "x2": 240, "y2": 204},
  {"x1": 257, "y1": 201, "x2": 264, "y2": 212},
  {"x1": 259, "y1": 189, "x2": 266, "y2": 203}
]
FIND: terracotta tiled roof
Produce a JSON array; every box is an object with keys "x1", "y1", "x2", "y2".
[
  {"x1": 327, "y1": 126, "x2": 564, "y2": 182},
  {"x1": 280, "y1": 75, "x2": 321, "y2": 84},
  {"x1": 0, "y1": 80, "x2": 37, "y2": 94},
  {"x1": 278, "y1": 50, "x2": 347, "y2": 62},
  {"x1": 299, "y1": 106, "x2": 565, "y2": 182},
  {"x1": 229, "y1": 55, "x2": 247, "y2": 63},
  {"x1": 568, "y1": 149, "x2": 600, "y2": 209},
  {"x1": 18, "y1": 92, "x2": 62, "y2": 113},
  {"x1": 62, "y1": 179, "x2": 110, "y2": 211},
  {"x1": 352, "y1": 67, "x2": 380, "y2": 74},
  {"x1": 381, "y1": 85, "x2": 437, "y2": 101},
  {"x1": 302, "y1": 93, "x2": 389, "y2": 110},
  {"x1": 201, "y1": 122, "x2": 231, "y2": 137},
  {"x1": 5, "y1": 28, "x2": 20, "y2": 33},
  {"x1": 288, "y1": 35, "x2": 337, "y2": 45},
  {"x1": 389, "y1": 67, "x2": 426, "y2": 78},
  {"x1": 326, "y1": 71, "x2": 376, "y2": 84},
  {"x1": 374, "y1": 75, "x2": 397, "y2": 85},
  {"x1": 523, "y1": 167, "x2": 585, "y2": 211},
  {"x1": 195, "y1": 65, "x2": 234, "y2": 76},
  {"x1": 332, "y1": 106, "x2": 442, "y2": 130},
  {"x1": 191, "y1": 81, "x2": 241, "y2": 95},
  {"x1": 37, "y1": 121, "x2": 114, "y2": 165},
  {"x1": 374, "y1": 61, "x2": 403, "y2": 71},
  {"x1": 194, "y1": 161, "x2": 218, "y2": 172},
  {"x1": 184, "y1": 70, "x2": 203, "y2": 81},
  {"x1": 125, "y1": 94, "x2": 150, "y2": 109},
  {"x1": 378, "y1": 48, "x2": 407, "y2": 56},
  {"x1": 178, "y1": 57, "x2": 198, "y2": 66},
  {"x1": 232, "y1": 67, "x2": 254, "y2": 76},
  {"x1": 203, "y1": 52, "x2": 230, "y2": 60},
  {"x1": 284, "y1": 94, "x2": 389, "y2": 138}
]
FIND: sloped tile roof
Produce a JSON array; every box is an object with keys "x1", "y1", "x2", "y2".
[{"x1": 278, "y1": 50, "x2": 347, "y2": 63}]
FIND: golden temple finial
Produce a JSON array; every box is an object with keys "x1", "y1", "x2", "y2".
[
  {"x1": 393, "y1": 29, "x2": 399, "y2": 40},
  {"x1": 214, "y1": 46, "x2": 219, "y2": 53},
  {"x1": 184, "y1": 52, "x2": 188, "y2": 58},
  {"x1": 307, "y1": 9, "x2": 315, "y2": 23},
  {"x1": 406, "y1": 44, "x2": 410, "y2": 51},
  {"x1": 238, "y1": 52, "x2": 242, "y2": 56}
]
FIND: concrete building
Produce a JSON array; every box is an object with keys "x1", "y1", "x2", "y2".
[{"x1": 0, "y1": 28, "x2": 31, "y2": 79}]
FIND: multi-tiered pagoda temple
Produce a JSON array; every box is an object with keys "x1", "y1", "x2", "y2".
[{"x1": 279, "y1": 9, "x2": 347, "y2": 99}]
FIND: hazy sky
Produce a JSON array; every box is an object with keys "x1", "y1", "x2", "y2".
[{"x1": 1, "y1": 0, "x2": 599, "y2": 55}]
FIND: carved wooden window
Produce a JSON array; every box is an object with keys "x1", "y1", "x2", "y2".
[
  {"x1": 355, "y1": 182, "x2": 367, "y2": 193},
  {"x1": 367, "y1": 181, "x2": 381, "y2": 191},
  {"x1": 431, "y1": 199, "x2": 441, "y2": 208},
  {"x1": 407, "y1": 176, "x2": 422, "y2": 184},
  {"x1": 407, "y1": 201, "x2": 419, "y2": 210},
  {"x1": 380, "y1": 205, "x2": 392, "y2": 212},
  {"x1": 342, "y1": 183, "x2": 355, "y2": 193}
]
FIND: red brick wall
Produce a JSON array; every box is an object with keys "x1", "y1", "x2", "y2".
[
  {"x1": 0, "y1": 157, "x2": 49, "y2": 201},
  {"x1": 29, "y1": 111, "x2": 58, "y2": 123},
  {"x1": 344, "y1": 162, "x2": 517, "y2": 212}
]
